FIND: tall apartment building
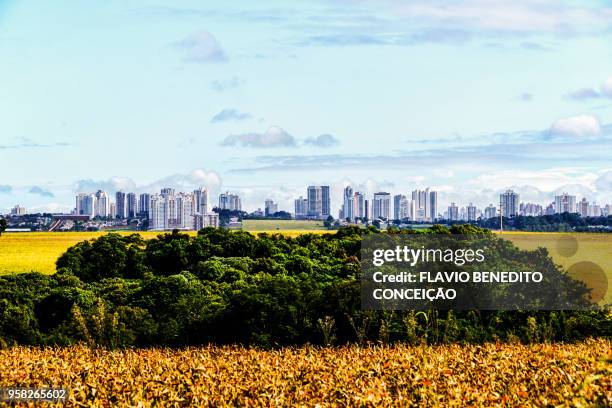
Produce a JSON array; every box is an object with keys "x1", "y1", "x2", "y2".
[
  {"x1": 342, "y1": 186, "x2": 354, "y2": 220},
  {"x1": 264, "y1": 199, "x2": 278, "y2": 216},
  {"x1": 411, "y1": 188, "x2": 437, "y2": 222},
  {"x1": 138, "y1": 193, "x2": 151, "y2": 218},
  {"x1": 306, "y1": 186, "x2": 330, "y2": 219},
  {"x1": 149, "y1": 190, "x2": 196, "y2": 230},
  {"x1": 10, "y1": 205, "x2": 26, "y2": 216},
  {"x1": 115, "y1": 191, "x2": 127, "y2": 219},
  {"x1": 353, "y1": 191, "x2": 365, "y2": 220},
  {"x1": 94, "y1": 190, "x2": 110, "y2": 218},
  {"x1": 577, "y1": 197, "x2": 589, "y2": 218},
  {"x1": 126, "y1": 193, "x2": 137, "y2": 218},
  {"x1": 500, "y1": 190, "x2": 520, "y2": 218},
  {"x1": 219, "y1": 192, "x2": 241, "y2": 211},
  {"x1": 554, "y1": 193, "x2": 576, "y2": 214},
  {"x1": 393, "y1": 194, "x2": 405, "y2": 221},
  {"x1": 294, "y1": 196, "x2": 308, "y2": 219},
  {"x1": 76, "y1": 193, "x2": 96, "y2": 219},
  {"x1": 448, "y1": 203, "x2": 459, "y2": 221},
  {"x1": 193, "y1": 187, "x2": 208, "y2": 215},
  {"x1": 484, "y1": 204, "x2": 496, "y2": 219},
  {"x1": 372, "y1": 192, "x2": 391, "y2": 220},
  {"x1": 520, "y1": 203, "x2": 543, "y2": 217},
  {"x1": 466, "y1": 203, "x2": 477, "y2": 221}
]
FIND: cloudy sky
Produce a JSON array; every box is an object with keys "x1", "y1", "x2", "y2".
[{"x1": 1, "y1": 0, "x2": 612, "y2": 214}]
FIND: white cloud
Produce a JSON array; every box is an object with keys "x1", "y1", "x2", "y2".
[
  {"x1": 222, "y1": 126, "x2": 297, "y2": 148},
  {"x1": 175, "y1": 31, "x2": 227, "y2": 63},
  {"x1": 602, "y1": 76, "x2": 612, "y2": 98},
  {"x1": 550, "y1": 115, "x2": 601, "y2": 138},
  {"x1": 304, "y1": 134, "x2": 340, "y2": 148},
  {"x1": 393, "y1": 0, "x2": 612, "y2": 34}
]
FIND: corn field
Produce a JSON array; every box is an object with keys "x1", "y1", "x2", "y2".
[{"x1": 1, "y1": 340, "x2": 610, "y2": 407}]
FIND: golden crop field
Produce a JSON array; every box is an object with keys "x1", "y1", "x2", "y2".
[{"x1": 1, "y1": 340, "x2": 609, "y2": 407}]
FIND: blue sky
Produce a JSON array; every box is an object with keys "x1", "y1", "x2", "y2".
[{"x1": 1, "y1": 0, "x2": 612, "y2": 214}]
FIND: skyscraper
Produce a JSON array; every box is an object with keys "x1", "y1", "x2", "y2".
[
  {"x1": 115, "y1": 191, "x2": 127, "y2": 219},
  {"x1": 448, "y1": 203, "x2": 459, "y2": 221},
  {"x1": 76, "y1": 193, "x2": 96, "y2": 219},
  {"x1": 342, "y1": 186, "x2": 354, "y2": 220},
  {"x1": 218, "y1": 192, "x2": 241, "y2": 211},
  {"x1": 353, "y1": 192, "x2": 365, "y2": 220},
  {"x1": 554, "y1": 193, "x2": 576, "y2": 214},
  {"x1": 484, "y1": 204, "x2": 496, "y2": 219},
  {"x1": 393, "y1": 194, "x2": 409, "y2": 220},
  {"x1": 411, "y1": 188, "x2": 437, "y2": 222},
  {"x1": 500, "y1": 190, "x2": 519, "y2": 218},
  {"x1": 126, "y1": 192, "x2": 137, "y2": 218},
  {"x1": 264, "y1": 199, "x2": 278, "y2": 216},
  {"x1": 94, "y1": 190, "x2": 110, "y2": 218},
  {"x1": 138, "y1": 193, "x2": 151, "y2": 218},
  {"x1": 372, "y1": 192, "x2": 391, "y2": 219},
  {"x1": 467, "y1": 203, "x2": 477, "y2": 221},
  {"x1": 306, "y1": 186, "x2": 330, "y2": 219},
  {"x1": 193, "y1": 187, "x2": 209, "y2": 215},
  {"x1": 294, "y1": 196, "x2": 308, "y2": 219}
]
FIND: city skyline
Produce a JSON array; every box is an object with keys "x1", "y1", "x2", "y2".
[
  {"x1": 1, "y1": 1, "x2": 612, "y2": 214},
  {"x1": 5, "y1": 186, "x2": 610, "y2": 224}
]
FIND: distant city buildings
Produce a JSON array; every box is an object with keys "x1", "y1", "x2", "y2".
[
  {"x1": 411, "y1": 188, "x2": 437, "y2": 222},
  {"x1": 484, "y1": 204, "x2": 496, "y2": 219},
  {"x1": 115, "y1": 192, "x2": 127, "y2": 219},
  {"x1": 554, "y1": 193, "x2": 576, "y2": 214},
  {"x1": 500, "y1": 190, "x2": 520, "y2": 218},
  {"x1": 219, "y1": 192, "x2": 242, "y2": 211},
  {"x1": 264, "y1": 199, "x2": 278, "y2": 216},
  {"x1": 294, "y1": 196, "x2": 308, "y2": 220},
  {"x1": 10, "y1": 205, "x2": 26, "y2": 216},
  {"x1": 306, "y1": 185, "x2": 331, "y2": 220},
  {"x1": 372, "y1": 192, "x2": 391, "y2": 220}
]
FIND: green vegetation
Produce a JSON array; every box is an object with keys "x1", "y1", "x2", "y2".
[{"x1": 0, "y1": 226, "x2": 609, "y2": 348}]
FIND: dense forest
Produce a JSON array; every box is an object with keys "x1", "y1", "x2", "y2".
[{"x1": 0, "y1": 226, "x2": 609, "y2": 348}]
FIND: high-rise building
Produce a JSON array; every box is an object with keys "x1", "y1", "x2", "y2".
[
  {"x1": 467, "y1": 203, "x2": 477, "y2": 221},
  {"x1": 393, "y1": 194, "x2": 406, "y2": 221},
  {"x1": 149, "y1": 191, "x2": 197, "y2": 230},
  {"x1": 115, "y1": 191, "x2": 127, "y2": 219},
  {"x1": 76, "y1": 193, "x2": 96, "y2": 219},
  {"x1": 138, "y1": 193, "x2": 151, "y2": 218},
  {"x1": 353, "y1": 192, "x2": 365, "y2": 220},
  {"x1": 500, "y1": 190, "x2": 520, "y2": 218},
  {"x1": 110, "y1": 202, "x2": 116, "y2": 219},
  {"x1": 10, "y1": 205, "x2": 26, "y2": 216},
  {"x1": 520, "y1": 203, "x2": 543, "y2": 217},
  {"x1": 193, "y1": 187, "x2": 209, "y2": 215},
  {"x1": 577, "y1": 197, "x2": 589, "y2": 218},
  {"x1": 160, "y1": 188, "x2": 175, "y2": 198},
  {"x1": 484, "y1": 204, "x2": 496, "y2": 219},
  {"x1": 264, "y1": 199, "x2": 278, "y2": 216},
  {"x1": 364, "y1": 199, "x2": 369, "y2": 220},
  {"x1": 219, "y1": 192, "x2": 241, "y2": 211},
  {"x1": 448, "y1": 203, "x2": 459, "y2": 221},
  {"x1": 342, "y1": 186, "x2": 354, "y2": 220},
  {"x1": 294, "y1": 196, "x2": 308, "y2": 219},
  {"x1": 306, "y1": 186, "x2": 330, "y2": 219},
  {"x1": 372, "y1": 192, "x2": 391, "y2": 220},
  {"x1": 94, "y1": 190, "x2": 110, "y2": 218},
  {"x1": 126, "y1": 193, "x2": 137, "y2": 218},
  {"x1": 411, "y1": 188, "x2": 437, "y2": 222},
  {"x1": 554, "y1": 193, "x2": 576, "y2": 214}
]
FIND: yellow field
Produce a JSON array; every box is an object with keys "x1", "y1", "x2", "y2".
[
  {"x1": 1, "y1": 340, "x2": 609, "y2": 406},
  {"x1": 0, "y1": 231, "x2": 171, "y2": 275},
  {"x1": 242, "y1": 219, "x2": 328, "y2": 232}
]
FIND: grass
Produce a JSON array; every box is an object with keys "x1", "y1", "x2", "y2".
[
  {"x1": 242, "y1": 219, "x2": 327, "y2": 231},
  {"x1": 1, "y1": 340, "x2": 609, "y2": 406}
]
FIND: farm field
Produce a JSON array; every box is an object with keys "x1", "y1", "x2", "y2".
[
  {"x1": 242, "y1": 219, "x2": 327, "y2": 231},
  {"x1": 1, "y1": 340, "x2": 609, "y2": 406}
]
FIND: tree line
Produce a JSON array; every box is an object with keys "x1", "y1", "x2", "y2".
[{"x1": 0, "y1": 226, "x2": 609, "y2": 348}]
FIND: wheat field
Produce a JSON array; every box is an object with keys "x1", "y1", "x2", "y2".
[{"x1": 0, "y1": 340, "x2": 609, "y2": 407}]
